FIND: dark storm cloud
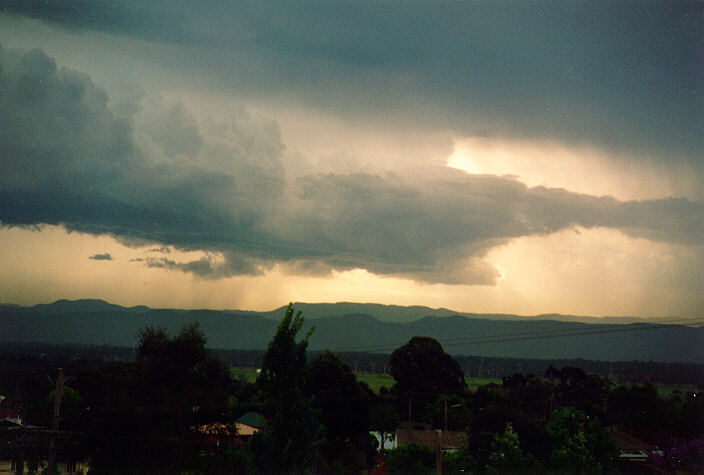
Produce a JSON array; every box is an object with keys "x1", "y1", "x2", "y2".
[
  {"x1": 0, "y1": 43, "x2": 283, "y2": 261},
  {"x1": 89, "y1": 253, "x2": 113, "y2": 260},
  {"x1": 2, "y1": 0, "x2": 702, "y2": 164},
  {"x1": 280, "y1": 172, "x2": 704, "y2": 283},
  {"x1": 1, "y1": 44, "x2": 702, "y2": 284}
]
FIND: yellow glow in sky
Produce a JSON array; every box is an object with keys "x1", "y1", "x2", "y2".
[
  {"x1": 2, "y1": 225, "x2": 699, "y2": 318},
  {"x1": 446, "y1": 136, "x2": 674, "y2": 201}
]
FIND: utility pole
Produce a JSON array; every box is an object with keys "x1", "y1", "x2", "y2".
[
  {"x1": 444, "y1": 398, "x2": 448, "y2": 432},
  {"x1": 435, "y1": 429, "x2": 442, "y2": 475},
  {"x1": 47, "y1": 368, "x2": 64, "y2": 475}
]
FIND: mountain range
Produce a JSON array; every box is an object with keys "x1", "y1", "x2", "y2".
[{"x1": 1, "y1": 299, "x2": 701, "y2": 363}]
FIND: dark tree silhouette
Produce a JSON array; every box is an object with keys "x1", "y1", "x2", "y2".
[
  {"x1": 83, "y1": 322, "x2": 232, "y2": 473},
  {"x1": 390, "y1": 336, "x2": 466, "y2": 422},
  {"x1": 306, "y1": 350, "x2": 376, "y2": 469},
  {"x1": 252, "y1": 303, "x2": 319, "y2": 472}
]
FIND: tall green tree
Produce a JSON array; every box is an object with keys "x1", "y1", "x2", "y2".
[
  {"x1": 306, "y1": 350, "x2": 376, "y2": 469},
  {"x1": 546, "y1": 407, "x2": 618, "y2": 471},
  {"x1": 252, "y1": 303, "x2": 318, "y2": 473},
  {"x1": 488, "y1": 422, "x2": 526, "y2": 471},
  {"x1": 390, "y1": 337, "x2": 466, "y2": 422}
]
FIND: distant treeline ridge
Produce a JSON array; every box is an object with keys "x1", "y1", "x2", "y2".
[{"x1": 2, "y1": 342, "x2": 702, "y2": 385}]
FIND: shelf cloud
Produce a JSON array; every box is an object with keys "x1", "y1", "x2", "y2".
[{"x1": 1, "y1": 43, "x2": 702, "y2": 285}]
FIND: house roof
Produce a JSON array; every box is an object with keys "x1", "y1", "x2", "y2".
[
  {"x1": 191, "y1": 421, "x2": 260, "y2": 437},
  {"x1": 237, "y1": 412, "x2": 265, "y2": 429},
  {"x1": 612, "y1": 430, "x2": 655, "y2": 451},
  {"x1": 0, "y1": 418, "x2": 23, "y2": 429},
  {"x1": 192, "y1": 422, "x2": 237, "y2": 436}
]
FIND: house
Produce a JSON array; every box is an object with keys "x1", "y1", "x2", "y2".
[
  {"x1": 395, "y1": 429, "x2": 466, "y2": 452},
  {"x1": 192, "y1": 422, "x2": 239, "y2": 452},
  {"x1": 612, "y1": 430, "x2": 662, "y2": 469},
  {"x1": 370, "y1": 431, "x2": 397, "y2": 451},
  {"x1": 191, "y1": 417, "x2": 262, "y2": 453},
  {"x1": 0, "y1": 418, "x2": 88, "y2": 474},
  {"x1": 0, "y1": 396, "x2": 22, "y2": 425}
]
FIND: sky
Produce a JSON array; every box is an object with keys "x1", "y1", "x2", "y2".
[{"x1": 0, "y1": 1, "x2": 702, "y2": 317}]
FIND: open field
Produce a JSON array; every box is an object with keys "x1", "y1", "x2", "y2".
[
  {"x1": 355, "y1": 372, "x2": 501, "y2": 392},
  {"x1": 654, "y1": 384, "x2": 700, "y2": 398},
  {"x1": 355, "y1": 372, "x2": 394, "y2": 392},
  {"x1": 231, "y1": 367, "x2": 500, "y2": 393},
  {"x1": 231, "y1": 367, "x2": 259, "y2": 383},
  {"x1": 465, "y1": 376, "x2": 502, "y2": 390},
  {"x1": 230, "y1": 367, "x2": 701, "y2": 397}
]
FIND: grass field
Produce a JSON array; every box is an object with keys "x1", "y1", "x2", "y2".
[
  {"x1": 655, "y1": 384, "x2": 700, "y2": 398},
  {"x1": 355, "y1": 372, "x2": 501, "y2": 392},
  {"x1": 465, "y1": 376, "x2": 502, "y2": 390},
  {"x1": 355, "y1": 372, "x2": 394, "y2": 393},
  {"x1": 231, "y1": 367, "x2": 698, "y2": 398},
  {"x1": 231, "y1": 367, "x2": 259, "y2": 383},
  {"x1": 231, "y1": 367, "x2": 500, "y2": 393}
]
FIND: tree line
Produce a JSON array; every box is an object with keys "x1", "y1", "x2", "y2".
[
  {"x1": 1, "y1": 304, "x2": 702, "y2": 473},
  {"x1": 4, "y1": 341, "x2": 702, "y2": 386}
]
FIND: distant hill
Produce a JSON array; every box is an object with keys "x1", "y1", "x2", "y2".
[
  {"x1": 260, "y1": 302, "x2": 461, "y2": 323},
  {"x1": 31, "y1": 298, "x2": 129, "y2": 313},
  {"x1": 260, "y1": 302, "x2": 660, "y2": 325},
  {"x1": 1, "y1": 299, "x2": 701, "y2": 363}
]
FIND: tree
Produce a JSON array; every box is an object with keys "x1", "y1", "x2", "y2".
[
  {"x1": 306, "y1": 350, "x2": 376, "y2": 469},
  {"x1": 252, "y1": 303, "x2": 318, "y2": 472},
  {"x1": 488, "y1": 422, "x2": 526, "y2": 471},
  {"x1": 84, "y1": 322, "x2": 233, "y2": 473},
  {"x1": 136, "y1": 321, "x2": 233, "y2": 433},
  {"x1": 390, "y1": 337, "x2": 466, "y2": 422},
  {"x1": 463, "y1": 405, "x2": 550, "y2": 471},
  {"x1": 424, "y1": 394, "x2": 469, "y2": 431},
  {"x1": 383, "y1": 443, "x2": 435, "y2": 474},
  {"x1": 546, "y1": 407, "x2": 618, "y2": 471},
  {"x1": 73, "y1": 361, "x2": 139, "y2": 473},
  {"x1": 545, "y1": 366, "x2": 611, "y2": 418}
]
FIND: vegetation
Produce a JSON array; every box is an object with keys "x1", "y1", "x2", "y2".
[
  {"x1": 4, "y1": 300, "x2": 704, "y2": 366},
  {"x1": 0, "y1": 305, "x2": 702, "y2": 473},
  {"x1": 390, "y1": 336, "x2": 467, "y2": 422},
  {"x1": 305, "y1": 351, "x2": 376, "y2": 470},
  {"x1": 234, "y1": 368, "x2": 499, "y2": 394},
  {"x1": 384, "y1": 443, "x2": 435, "y2": 474},
  {"x1": 250, "y1": 303, "x2": 317, "y2": 472}
]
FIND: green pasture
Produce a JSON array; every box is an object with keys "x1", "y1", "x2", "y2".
[
  {"x1": 465, "y1": 376, "x2": 502, "y2": 390},
  {"x1": 355, "y1": 372, "x2": 394, "y2": 393},
  {"x1": 231, "y1": 367, "x2": 698, "y2": 398},
  {"x1": 231, "y1": 367, "x2": 500, "y2": 393},
  {"x1": 231, "y1": 367, "x2": 259, "y2": 383},
  {"x1": 655, "y1": 384, "x2": 699, "y2": 398},
  {"x1": 354, "y1": 372, "x2": 500, "y2": 392}
]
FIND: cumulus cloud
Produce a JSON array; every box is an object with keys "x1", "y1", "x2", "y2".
[
  {"x1": 89, "y1": 253, "x2": 113, "y2": 260},
  {"x1": 3, "y1": 0, "x2": 702, "y2": 167},
  {"x1": 1, "y1": 44, "x2": 702, "y2": 285}
]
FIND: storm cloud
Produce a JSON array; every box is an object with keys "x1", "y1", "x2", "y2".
[
  {"x1": 1, "y1": 44, "x2": 702, "y2": 284},
  {"x1": 2, "y1": 0, "x2": 702, "y2": 169}
]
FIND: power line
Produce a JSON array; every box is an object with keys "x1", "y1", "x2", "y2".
[{"x1": 333, "y1": 316, "x2": 704, "y2": 353}]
